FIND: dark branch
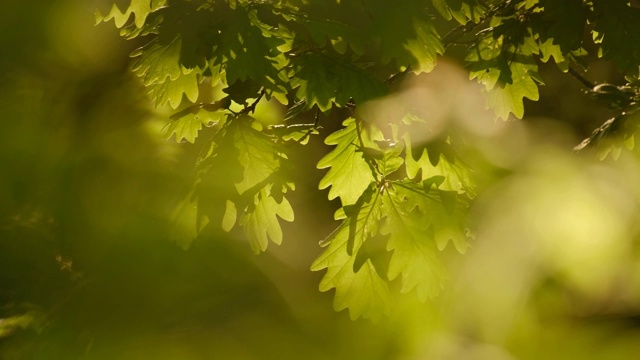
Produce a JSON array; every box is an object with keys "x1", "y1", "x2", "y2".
[{"x1": 568, "y1": 67, "x2": 596, "y2": 90}]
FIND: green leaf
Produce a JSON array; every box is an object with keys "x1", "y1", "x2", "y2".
[
  {"x1": 154, "y1": 2, "x2": 217, "y2": 70},
  {"x1": 233, "y1": 120, "x2": 285, "y2": 195},
  {"x1": 228, "y1": 117, "x2": 293, "y2": 253},
  {"x1": 240, "y1": 185, "x2": 294, "y2": 254},
  {"x1": 317, "y1": 118, "x2": 376, "y2": 206},
  {"x1": 369, "y1": 1, "x2": 444, "y2": 73},
  {"x1": 221, "y1": 200, "x2": 237, "y2": 232},
  {"x1": 286, "y1": 12, "x2": 366, "y2": 55},
  {"x1": 311, "y1": 187, "x2": 390, "y2": 321},
  {"x1": 431, "y1": 0, "x2": 486, "y2": 24},
  {"x1": 291, "y1": 53, "x2": 387, "y2": 111},
  {"x1": 393, "y1": 181, "x2": 469, "y2": 253},
  {"x1": 575, "y1": 110, "x2": 640, "y2": 159},
  {"x1": 467, "y1": 32, "x2": 540, "y2": 119},
  {"x1": 381, "y1": 184, "x2": 447, "y2": 301},
  {"x1": 213, "y1": 7, "x2": 289, "y2": 98},
  {"x1": 537, "y1": 38, "x2": 568, "y2": 70},
  {"x1": 147, "y1": 67, "x2": 201, "y2": 109},
  {"x1": 403, "y1": 134, "x2": 476, "y2": 197},
  {"x1": 194, "y1": 117, "x2": 295, "y2": 252},
  {"x1": 97, "y1": 0, "x2": 166, "y2": 28},
  {"x1": 268, "y1": 123, "x2": 319, "y2": 145},
  {"x1": 592, "y1": 0, "x2": 640, "y2": 72},
  {"x1": 378, "y1": 141, "x2": 404, "y2": 176},
  {"x1": 164, "y1": 109, "x2": 227, "y2": 144},
  {"x1": 131, "y1": 36, "x2": 183, "y2": 86},
  {"x1": 533, "y1": 0, "x2": 587, "y2": 53},
  {"x1": 169, "y1": 194, "x2": 209, "y2": 250}
]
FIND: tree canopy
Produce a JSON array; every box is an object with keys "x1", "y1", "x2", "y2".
[
  {"x1": 2, "y1": 0, "x2": 640, "y2": 358},
  {"x1": 95, "y1": 0, "x2": 640, "y2": 320}
]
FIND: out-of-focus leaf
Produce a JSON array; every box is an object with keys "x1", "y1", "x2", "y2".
[
  {"x1": 169, "y1": 195, "x2": 209, "y2": 250},
  {"x1": 97, "y1": 0, "x2": 166, "y2": 28},
  {"x1": 131, "y1": 36, "x2": 183, "y2": 86},
  {"x1": 164, "y1": 109, "x2": 227, "y2": 144},
  {"x1": 431, "y1": 0, "x2": 486, "y2": 24},
  {"x1": 147, "y1": 67, "x2": 202, "y2": 109},
  {"x1": 240, "y1": 185, "x2": 294, "y2": 254},
  {"x1": 592, "y1": 0, "x2": 640, "y2": 72},
  {"x1": 233, "y1": 120, "x2": 285, "y2": 195}
]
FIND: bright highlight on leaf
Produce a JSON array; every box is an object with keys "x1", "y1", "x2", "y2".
[
  {"x1": 97, "y1": 0, "x2": 165, "y2": 28},
  {"x1": 311, "y1": 186, "x2": 390, "y2": 321},
  {"x1": 164, "y1": 108, "x2": 227, "y2": 144},
  {"x1": 317, "y1": 118, "x2": 376, "y2": 206},
  {"x1": 233, "y1": 120, "x2": 286, "y2": 195},
  {"x1": 467, "y1": 35, "x2": 540, "y2": 119},
  {"x1": 381, "y1": 183, "x2": 448, "y2": 301},
  {"x1": 240, "y1": 186, "x2": 294, "y2": 254},
  {"x1": 148, "y1": 67, "x2": 201, "y2": 109},
  {"x1": 403, "y1": 134, "x2": 477, "y2": 197},
  {"x1": 131, "y1": 37, "x2": 183, "y2": 86},
  {"x1": 370, "y1": 1, "x2": 444, "y2": 73}
]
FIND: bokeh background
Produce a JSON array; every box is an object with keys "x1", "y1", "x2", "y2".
[{"x1": 2, "y1": 1, "x2": 640, "y2": 359}]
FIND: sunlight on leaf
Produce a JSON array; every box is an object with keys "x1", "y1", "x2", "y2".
[
  {"x1": 311, "y1": 187, "x2": 390, "y2": 321},
  {"x1": 164, "y1": 109, "x2": 227, "y2": 144},
  {"x1": 317, "y1": 118, "x2": 376, "y2": 205},
  {"x1": 240, "y1": 186, "x2": 294, "y2": 254}
]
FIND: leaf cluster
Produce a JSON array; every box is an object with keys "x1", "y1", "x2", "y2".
[{"x1": 99, "y1": 0, "x2": 640, "y2": 319}]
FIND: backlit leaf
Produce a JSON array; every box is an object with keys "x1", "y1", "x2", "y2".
[
  {"x1": 311, "y1": 187, "x2": 390, "y2": 321},
  {"x1": 467, "y1": 32, "x2": 540, "y2": 119},
  {"x1": 381, "y1": 183, "x2": 447, "y2": 301},
  {"x1": 131, "y1": 36, "x2": 183, "y2": 86},
  {"x1": 403, "y1": 134, "x2": 476, "y2": 197},
  {"x1": 240, "y1": 185, "x2": 294, "y2": 254},
  {"x1": 291, "y1": 53, "x2": 386, "y2": 111},
  {"x1": 164, "y1": 109, "x2": 227, "y2": 144},
  {"x1": 148, "y1": 67, "x2": 202, "y2": 109},
  {"x1": 317, "y1": 118, "x2": 376, "y2": 206},
  {"x1": 369, "y1": 1, "x2": 444, "y2": 73},
  {"x1": 97, "y1": 0, "x2": 166, "y2": 28},
  {"x1": 233, "y1": 120, "x2": 285, "y2": 195}
]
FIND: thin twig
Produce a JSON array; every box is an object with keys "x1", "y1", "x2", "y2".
[
  {"x1": 386, "y1": 66, "x2": 413, "y2": 84},
  {"x1": 568, "y1": 67, "x2": 596, "y2": 90}
]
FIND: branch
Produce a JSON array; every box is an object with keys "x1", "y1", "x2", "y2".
[{"x1": 568, "y1": 67, "x2": 595, "y2": 90}]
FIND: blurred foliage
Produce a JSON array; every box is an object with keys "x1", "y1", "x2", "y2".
[{"x1": 1, "y1": 1, "x2": 640, "y2": 359}]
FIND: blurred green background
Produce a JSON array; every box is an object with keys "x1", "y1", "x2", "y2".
[{"x1": 2, "y1": 1, "x2": 640, "y2": 359}]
